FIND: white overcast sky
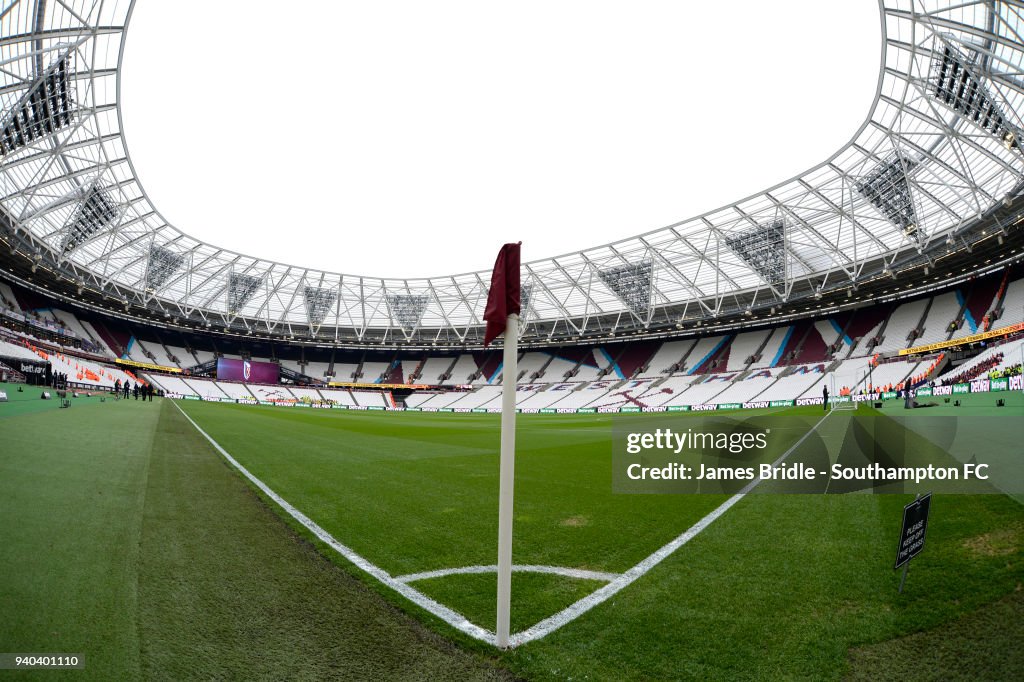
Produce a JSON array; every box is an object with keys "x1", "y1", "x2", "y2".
[{"x1": 120, "y1": 1, "x2": 880, "y2": 279}]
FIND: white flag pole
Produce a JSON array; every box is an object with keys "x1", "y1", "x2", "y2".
[{"x1": 495, "y1": 312, "x2": 519, "y2": 648}]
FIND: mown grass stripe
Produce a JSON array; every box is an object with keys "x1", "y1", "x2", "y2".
[
  {"x1": 141, "y1": 399, "x2": 513, "y2": 679},
  {"x1": 171, "y1": 399, "x2": 498, "y2": 644},
  {"x1": 509, "y1": 410, "x2": 832, "y2": 646}
]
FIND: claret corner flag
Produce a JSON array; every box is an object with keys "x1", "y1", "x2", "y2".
[
  {"x1": 483, "y1": 242, "x2": 522, "y2": 347},
  {"x1": 485, "y1": 241, "x2": 521, "y2": 648}
]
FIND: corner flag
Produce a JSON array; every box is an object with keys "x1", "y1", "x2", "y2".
[
  {"x1": 483, "y1": 243, "x2": 521, "y2": 347},
  {"x1": 485, "y1": 242, "x2": 521, "y2": 648}
]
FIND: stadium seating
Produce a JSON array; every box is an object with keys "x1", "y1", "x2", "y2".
[
  {"x1": 280, "y1": 386, "x2": 319, "y2": 401},
  {"x1": 145, "y1": 374, "x2": 198, "y2": 397},
  {"x1": 349, "y1": 390, "x2": 388, "y2": 407},
  {"x1": 726, "y1": 329, "x2": 771, "y2": 371},
  {"x1": 402, "y1": 392, "x2": 436, "y2": 408},
  {"x1": 278, "y1": 359, "x2": 303, "y2": 375},
  {"x1": 668, "y1": 376, "x2": 733, "y2": 406},
  {"x1": 545, "y1": 382, "x2": 612, "y2": 409},
  {"x1": 859, "y1": 360, "x2": 923, "y2": 392},
  {"x1": 0, "y1": 337, "x2": 42, "y2": 362},
  {"x1": 546, "y1": 354, "x2": 584, "y2": 381},
  {"x1": 602, "y1": 341, "x2": 658, "y2": 379},
  {"x1": 752, "y1": 326, "x2": 793, "y2": 368},
  {"x1": 162, "y1": 345, "x2": 190, "y2": 368},
  {"x1": 916, "y1": 292, "x2": 960, "y2": 345},
  {"x1": 937, "y1": 337, "x2": 1024, "y2": 383},
  {"x1": 874, "y1": 299, "x2": 929, "y2": 353},
  {"x1": 637, "y1": 339, "x2": 694, "y2": 378},
  {"x1": 359, "y1": 361, "x2": 389, "y2": 383},
  {"x1": 304, "y1": 361, "x2": 332, "y2": 379},
  {"x1": 3, "y1": 270, "x2": 1024, "y2": 411},
  {"x1": 1000, "y1": 278, "x2": 1024, "y2": 326},
  {"x1": 416, "y1": 356, "x2": 453, "y2": 385},
  {"x1": 215, "y1": 382, "x2": 256, "y2": 400},
  {"x1": 443, "y1": 355, "x2": 477, "y2": 385},
  {"x1": 77, "y1": 319, "x2": 117, "y2": 357},
  {"x1": 445, "y1": 386, "x2": 503, "y2": 409},
  {"x1": 674, "y1": 337, "x2": 716, "y2": 375},
  {"x1": 707, "y1": 371, "x2": 778, "y2": 404},
  {"x1": 50, "y1": 309, "x2": 98, "y2": 346},
  {"x1": 833, "y1": 303, "x2": 892, "y2": 357},
  {"x1": 584, "y1": 378, "x2": 668, "y2": 410},
  {"x1": 513, "y1": 353, "x2": 549, "y2": 383},
  {"x1": 952, "y1": 278, "x2": 1002, "y2": 337},
  {"x1": 126, "y1": 338, "x2": 151, "y2": 365},
  {"x1": 318, "y1": 389, "x2": 359, "y2": 406},
  {"x1": 755, "y1": 365, "x2": 827, "y2": 402},
  {"x1": 17, "y1": 342, "x2": 139, "y2": 389},
  {"x1": 799, "y1": 358, "x2": 864, "y2": 398},
  {"x1": 327, "y1": 362, "x2": 355, "y2": 381},
  {"x1": 0, "y1": 282, "x2": 22, "y2": 313},
  {"x1": 182, "y1": 378, "x2": 229, "y2": 400},
  {"x1": 143, "y1": 343, "x2": 178, "y2": 369},
  {"x1": 192, "y1": 349, "x2": 216, "y2": 366}
]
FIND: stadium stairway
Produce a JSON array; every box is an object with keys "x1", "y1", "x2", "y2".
[
  {"x1": 921, "y1": 354, "x2": 951, "y2": 385},
  {"x1": 951, "y1": 287, "x2": 971, "y2": 336},
  {"x1": 778, "y1": 324, "x2": 810, "y2": 365},
  {"x1": 910, "y1": 297, "x2": 933, "y2": 347},
  {"x1": 857, "y1": 313, "x2": 888, "y2": 358},
  {"x1": 674, "y1": 339, "x2": 699, "y2": 374},
  {"x1": 746, "y1": 331, "x2": 774, "y2": 369},
  {"x1": 745, "y1": 366, "x2": 791, "y2": 402},
  {"x1": 408, "y1": 357, "x2": 426, "y2": 383},
  {"x1": 440, "y1": 356, "x2": 459, "y2": 383}
]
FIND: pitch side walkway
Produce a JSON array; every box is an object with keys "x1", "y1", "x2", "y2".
[{"x1": 0, "y1": 393, "x2": 513, "y2": 680}]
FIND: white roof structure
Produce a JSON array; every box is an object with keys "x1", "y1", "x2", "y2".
[{"x1": 1, "y1": 1, "x2": 1023, "y2": 346}]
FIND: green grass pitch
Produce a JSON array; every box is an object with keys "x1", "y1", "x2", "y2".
[{"x1": 1, "y1": 383, "x2": 1022, "y2": 680}]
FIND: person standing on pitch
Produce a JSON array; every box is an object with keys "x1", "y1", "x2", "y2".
[{"x1": 822, "y1": 384, "x2": 829, "y2": 411}]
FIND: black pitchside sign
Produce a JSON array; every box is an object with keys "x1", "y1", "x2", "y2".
[{"x1": 894, "y1": 493, "x2": 931, "y2": 570}]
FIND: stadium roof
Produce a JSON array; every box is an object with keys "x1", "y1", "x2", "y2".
[{"x1": 1, "y1": 1, "x2": 1023, "y2": 346}]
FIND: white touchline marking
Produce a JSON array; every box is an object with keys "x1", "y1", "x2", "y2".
[
  {"x1": 172, "y1": 401, "x2": 495, "y2": 643},
  {"x1": 508, "y1": 411, "x2": 832, "y2": 647},
  {"x1": 396, "y1": 565, "x2": 621, "y2": 584},
  {"x1": 175, "y1": 400, "x2": 830, "y2": 648}
]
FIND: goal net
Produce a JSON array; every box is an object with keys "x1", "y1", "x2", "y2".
[{"x1": 827, "y1": 365, "x2": 868, "y2": 411}]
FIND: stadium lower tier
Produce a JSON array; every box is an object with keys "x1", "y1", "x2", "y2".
[
  {"x1": 144, "y1": 374, "x2": 395, "y2": 408},
  {"x1": 137, "y1": 349, "x2": 1022, "y2": 413}
]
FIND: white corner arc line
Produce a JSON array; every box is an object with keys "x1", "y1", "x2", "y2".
[
  {"x1": 396, "y1": 564, "x2": 621, "y2": 584},
  {"x1": 171, "y1": 401, "x2": 495, "y2": 644},
  {"x1": 175, "y1": 400, "x2": 829, "y2": 649}
]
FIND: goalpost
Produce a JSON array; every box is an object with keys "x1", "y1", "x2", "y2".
[{"x1": 827, "y1": 363, "x2": 869, "y2": 412}]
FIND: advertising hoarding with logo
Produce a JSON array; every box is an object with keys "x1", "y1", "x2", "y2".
[{"x1": 216, "y1": 358, "x2": 280, "y2": 384}]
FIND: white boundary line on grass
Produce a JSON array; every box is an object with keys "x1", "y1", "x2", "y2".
[
  {"x1": 396, "y1": 564, "x2": 621, "y2": 584},
  {"x1": 172, "y1": 401, "x2": 494, "y2": 643},
  {"x1": 174, "y1": 400, "x2": 830, "y2": 648},
  {"x1": 506, "y1": 410, "x2": 833, "y2": 646}
]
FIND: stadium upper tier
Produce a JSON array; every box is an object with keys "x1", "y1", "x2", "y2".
[{"x1": 1, "y1": 1, "x2": 1024, "y2": 346}]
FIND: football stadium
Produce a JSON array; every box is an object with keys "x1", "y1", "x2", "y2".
[{"x1": 2, "y1": 1, "x2": 1024, "y2": 679}]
